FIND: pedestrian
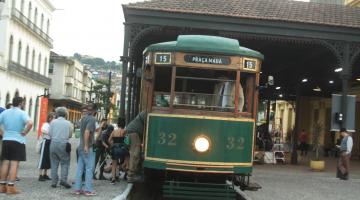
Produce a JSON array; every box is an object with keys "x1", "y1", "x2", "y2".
[
  {"x1": 93, "y1": 119, "x2": 108, "y2": 180},
  {"x1": 73, "y1": 103, "x2": 98, "y2": 196},
  {"x1": 0, "y1": 97, "x2": 33, "y2": 194},
  {"x1": 108, "y1": 119, "x2": 128, "y2": 184},
  {"x1": 49, "y1": 107, "x2": 73, "y2": 188},
  {"x1": 299, "y1": 129, "x2": 308, "y2": 156},
  {"x1": 126, "y1": 111, "x2": 147, "y2": 183},
  {"x1": 38, "y1": 112, "x2": 56, "y2": 181},
  {"x1": 336, "y1": 128, "x2": 353, "y2": 180}
]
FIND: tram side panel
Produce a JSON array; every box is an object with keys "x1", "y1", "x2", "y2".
[{"x1": 143, "y1": 114, "x2": 254, "y2": 174}]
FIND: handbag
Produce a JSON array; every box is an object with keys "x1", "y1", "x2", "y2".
[
  {"x1": 36, "y1": 137, "x2": 44, "y2": 154},
  {"x1": 66, "y1": 142, "x2": 71, "y2": 153}
]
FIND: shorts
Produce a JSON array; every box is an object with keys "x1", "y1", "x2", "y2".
[
  {"x1": 1, "y1": 140, "x2": 26, "y2": 161},
  {"x1": 111, "y1": 144, "x2": 129, "y2": 160}
]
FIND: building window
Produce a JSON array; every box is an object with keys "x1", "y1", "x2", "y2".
[
  {"x1": 34, "y1": 7, "x2": 37, "y2": 25},
  {"x1": 31, "y1": 49, "x2": 35, "y2": 70},
  {"x1": 40, "y1": 14, "x2": 44, "y2": 30},
  {"x1": 25, "y1": 46, "x2": 29, "y2": 67},
  {"x1": 20, "y1": 0, "x2": 24, "y2": 13},
  {"x1": 44, "y1": 57, "x2": 48, "y2": 75},
  {"x1": 46, "y1": 19, "x2": 50, "y2": 35},
  {"x1": 23, "y1": 96, "x2": 26, "y2": 110},
  {"x1": 9, "y1": 35, "x2": 14, "y2": 62},
  {"x1": 29, "y1": 98, "x2": 33, "y2": 116},
  {"x1": 28, "y1": 2, "x2": 32, "y2": 20},
  {"x1": 17, "y1": 40, "x2": 22, "y2": 64},
  {"x1": 38, "y1": 53, "x2": 41, "y2": 73},
  {"x1": 49, "y1": 63, "x2": 54, "y2": 74},
  {"x1": 5, "y1": 93, "x2": 10, "y2": 105}
]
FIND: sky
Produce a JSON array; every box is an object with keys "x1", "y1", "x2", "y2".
[{"x1": 51, "y1": 0, "x2": 144, "y2": 62}]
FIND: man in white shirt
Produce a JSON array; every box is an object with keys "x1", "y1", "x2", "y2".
[{"x1": 337, "y1": 128, "x2": 353, "y2": 180}]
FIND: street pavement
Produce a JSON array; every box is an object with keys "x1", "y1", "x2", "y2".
[
  {"x1": 1, "y1": 132, "x2": 127, "y2": 200},
  {"x1": 245, "y1": 155, "x2": 360, "y2": 200},
  {"x1": 1, "y1": 132, "x2": 360, "y2": 200}
]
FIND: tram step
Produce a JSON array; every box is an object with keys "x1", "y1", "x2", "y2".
[{"x1": 163, "y1": 181, "x2": 236, "y2": 200}]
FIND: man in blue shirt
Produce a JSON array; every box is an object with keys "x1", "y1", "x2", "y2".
[{"x1": 0, "y1": 97, "x2": 33, "y2": 194}]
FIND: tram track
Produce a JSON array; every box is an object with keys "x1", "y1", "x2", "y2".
[{"x1": 113, "y1": 180, "x2": 252, "y2": 200}]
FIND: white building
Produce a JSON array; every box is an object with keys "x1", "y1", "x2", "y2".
[
  {"x1": 49, "y1": 52, "x2": 93, "y2": 123},
  {"x1": 0, "y1": 0, "x2": 54, "y2": 121}
]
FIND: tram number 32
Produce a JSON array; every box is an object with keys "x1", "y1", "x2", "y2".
[
  {"x1": 158, "y1": 132, "x2": 177, "y2": 146},
  {"x1": 157, "y1": 132, "x2": 245, "y2": 150},
  {"x1": 226, "y1": 137, "x2": 245, "y2": 150}
]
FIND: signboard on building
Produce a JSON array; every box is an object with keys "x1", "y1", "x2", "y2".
[{"x1": 331, "y1": 94, "x2": 356, "y2": 132}]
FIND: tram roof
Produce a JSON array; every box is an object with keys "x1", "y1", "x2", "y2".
[{"x1": 144, "y1": 35, "x2": 264, "y2": 60}]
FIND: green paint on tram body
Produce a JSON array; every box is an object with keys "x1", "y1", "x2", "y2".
[{"x1": 144, "y1": 114, "x2": 254, "y2": 173}]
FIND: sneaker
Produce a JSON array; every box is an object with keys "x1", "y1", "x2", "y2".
[
  {"x1": 6, "y1": 185, "x2": 20, "y2": 195},
  {"x1": 84, "y1": 191, "x2": 97, "y2": 196},
  {"x1": 39, "y1": 175, "x2": 45, "y2": 182},
  {"x1": 15, "y1": 177, "x2": 20, "y2": 182},
  {"x1": 43, "y1": 175, "x2": 51, "y2": 180},
  {"x1": 72, "y1": 190, "x2": 83, "y2": 195},
  {"x1": 60, "y1": 181, "x2": 71, "y2": 189},
  {"x1": 110, "y1": 179, "x2": 116, "y2": 185}
]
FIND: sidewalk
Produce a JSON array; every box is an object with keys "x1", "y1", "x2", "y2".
[
  {"x1": 246, "y1": 153, "x2": 360, "y2": 200},
  {"x1": 1, "y1": 132, "x2": 127, "y2": 200}
]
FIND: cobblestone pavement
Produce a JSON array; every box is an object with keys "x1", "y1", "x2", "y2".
[
  {"x1": 1, "y1": 132, "x2": 360, "y2": 200},
  {"x1": 245, "y1": 156, "x2": 360, "y2": 200},
  {"x1": 1, "y1": 132, "x2": 127, "y2": 200}
]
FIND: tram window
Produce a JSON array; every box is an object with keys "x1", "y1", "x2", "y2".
[
  {"x1": 173, "y1": 67, "x2": 239, "y2": 112},
  {"x1": 240, "y1": 72, "x2": 255, "y2": 113},
  {"x1": 153, "y1": 66, "x2": 171, "y2": 107}
]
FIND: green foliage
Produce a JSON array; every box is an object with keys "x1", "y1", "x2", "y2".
[{"x1": 72, "y1": 53, "x2": 122, "y2": 72}]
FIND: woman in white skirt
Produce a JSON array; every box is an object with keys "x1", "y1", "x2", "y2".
[{"x1": 38, "y1": 112, "x2": 56, "y2": 181}]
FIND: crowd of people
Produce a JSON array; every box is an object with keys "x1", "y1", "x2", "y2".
[{"x1": 0, "y1": 97, "x2": 146, "y2": 196}]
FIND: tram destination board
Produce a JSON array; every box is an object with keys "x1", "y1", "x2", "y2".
[{"x1": 184, "y1": 54, "x2": 231, "y2": 65}]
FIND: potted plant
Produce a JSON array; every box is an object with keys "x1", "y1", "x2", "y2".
[{"x1": 310, "y1": 122, "x2": 325, "y2": 171}]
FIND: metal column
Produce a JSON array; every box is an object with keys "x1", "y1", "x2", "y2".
[{"x1": 120, "y1": 23, "x2": 131, "y2": 121}]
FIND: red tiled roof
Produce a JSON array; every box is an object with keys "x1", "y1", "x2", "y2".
[{"x1": 124, "y1": 0, "x2": 360, "y2": 29}]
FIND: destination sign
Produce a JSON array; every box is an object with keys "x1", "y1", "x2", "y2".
[
  {"x1": 184, "y1": 55, "x2": 231, "y2": 65},
  {"x1": 155, "y1": 53, "x2": 171, "y2": 64},
  {"x1": 243, "y1": 59, "x2": 257, "y2": 71}
]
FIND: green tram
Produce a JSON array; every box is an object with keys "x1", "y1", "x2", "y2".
[{"x1": 139, "y1": 35, "x2": 264, "y2": 199}]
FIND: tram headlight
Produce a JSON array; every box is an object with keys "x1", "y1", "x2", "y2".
[{"x1": 194, "y1": 136, "x2": 211, "y2": 153}]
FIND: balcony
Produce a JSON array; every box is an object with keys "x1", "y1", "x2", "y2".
[
  {"x1": 8, "y1": 61, "x2": 51, "y2": 86},
  {"x1": 65, "y1": 76, "x2": 74, "y2": 85},
  {"x1": 11, "y1": 8, "x2": 53, "y2": 47}
]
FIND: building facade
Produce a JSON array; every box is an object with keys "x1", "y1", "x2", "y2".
[
  {"x1": 49, "y1": 52, "x2": 93, "y2": 124},
  {"x1": 0, "y1": 0, "x2": 54, "y2": 125}
]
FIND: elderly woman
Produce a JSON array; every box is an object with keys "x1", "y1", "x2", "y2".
[
  {"x1": 49, "y1": 107, "x2": 73, "y2": 188},
  {"x1": 38, "y1": 112, "x2": 56, "y2": 181}
]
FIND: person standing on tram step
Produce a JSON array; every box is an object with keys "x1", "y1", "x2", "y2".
[
  {"x1": 0, "y1": 97, "x2": 33, "y2": 194},
  {"x1": 336, "y1": 128, "x2": 353, "y2": 180},
  {"x1": 299, "y1": 129, "x2": 308, "y2": 156},
  {"x1": 49, "y1": 107, "x2": 73, "y2": 188},
  {"x1": 73, "y1": 103, "x2": 98, "y2": 196},
  {"x1": 38, "y1": 112, "x2": 56, "y2": 181},
  {"x1": 126, "y1": 111, "x2": 147, "y2": 183}
]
